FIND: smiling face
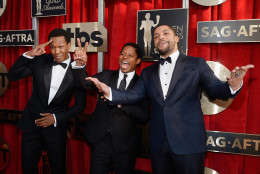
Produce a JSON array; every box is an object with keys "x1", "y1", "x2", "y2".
[
  {"x1": 119, "y1": 45, "x2": 141, "y2": 73},
  {"x1": 154, "y1": 25, "x2": 179, "y2": 57},
  {"x1": 49, "y1": 36, "x2": 71, "y2": 63}
]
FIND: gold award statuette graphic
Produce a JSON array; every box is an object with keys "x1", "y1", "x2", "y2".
[
  {"x1": 200, "y1": 61, "x2": 233, "y2": 115},
  {"x1": 139, "y1": 13, "x2": 160, "y2": 58},
  {"x1": 35, "y1": 0, "x2": 42, "y2": 15}
]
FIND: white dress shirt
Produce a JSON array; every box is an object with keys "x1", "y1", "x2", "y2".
[
  {"x1": 48, "y1": 56, "x2": 70, "y2": 104},
  {"x1": 160, "y1": 50, "x2": 179, "y2": 99},
  {"x1": 117, "y1": 70, "x2": 135, "y2": 89}
]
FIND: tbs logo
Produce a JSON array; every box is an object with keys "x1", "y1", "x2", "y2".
[{"x1": 63, "y1": 22, "x2": 107, "y2": 52}]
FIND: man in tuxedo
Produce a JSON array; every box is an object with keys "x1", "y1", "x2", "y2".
[
  {"x1": 7, "y1": 28, "x2": 86, "y2": 174},
  {"x1": 85, "y1": 25, "x2": 254, "y2": 174},
  {"x1": 72, "y1": 41, "x2": 150, "y2": 174}
]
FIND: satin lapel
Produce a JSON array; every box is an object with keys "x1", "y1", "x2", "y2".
[
  {"x1": 152, "y1": 62, "x2": 164, "y2": 99},
  {"x1": 109, "y1": 70, "x2": 119, "y2": 89},
  {"x1": 44, "y1": 58, "x2": 54, "y2": 100},
  {"x1": 166, "y1": 54, "x2": 189, "y2": 101},
  {"x1": 50, "y1": 64, "x2": 73, "y2": 104},
  {"x1": 126, "y1": 73, "x2": 138, "y2": 89}
]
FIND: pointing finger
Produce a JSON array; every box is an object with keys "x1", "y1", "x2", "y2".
[
  {"x1": 40, "y1": 113, "x2": 48, "y2": 116},
  {"x1": 85, "y1": 77, "x2": 95, "y2": 82},
  {"x1": 43, "y1": 39, "x2": 52, "y2": 47},
  {"x1": 244, "y1": 64, "x2": 254, "y2": 70}
]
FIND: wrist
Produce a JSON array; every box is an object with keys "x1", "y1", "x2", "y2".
[
  {"x1": 25, "y1": 51, "x2": 34, "y2": 57},
  {"x1": 76, "y1": 62, "x2": 85, "y2": 66},
  {"x1": 231, "y1": 84, "x2": 241, "y2": 91}
]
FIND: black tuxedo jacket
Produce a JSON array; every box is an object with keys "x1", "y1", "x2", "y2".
[
  {"x1": 73, "y1": 69, "x2": 150, "y2": 152},
  {"x1": 111, "y1": 53, "x2": 239, "y2": 155},
  {"x1": 7, "y1": 54, "x2": 86, "y2": 142}
]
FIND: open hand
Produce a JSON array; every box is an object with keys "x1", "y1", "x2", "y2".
[
  {"x1": 35, "y1": 113, "x2": 55, "y2": 128},
  {"x1": 227, "y1": 64, "x2": 254, "y2": 91},
  {"x1": 86, "y1": 77, "x2": 111, "y2": 98}
]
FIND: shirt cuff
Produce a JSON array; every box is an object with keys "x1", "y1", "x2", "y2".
[
  {"x1": 23, "y1": 52, "x2": 34, "y2": 59},
  {"x1": 105, "y1": 87, "x2": 112, "y2": 101},
  {"x1": 229, "y1": 81, "x2": 243, "y2": 95},
  {"x1": 71, "y1": 61, "x2": 86, "y2": 69},
  {"x1": 53, "y1": 113, "x2": 57, "y2": 127}
]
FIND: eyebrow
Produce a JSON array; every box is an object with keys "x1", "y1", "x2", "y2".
[{"x1": 49, "y1": 43, "x2": 65, "y2": 45}]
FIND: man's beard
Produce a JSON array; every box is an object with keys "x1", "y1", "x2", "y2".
[{"x1": 156, "y1": 45, "x2": 171, "y2": 56}]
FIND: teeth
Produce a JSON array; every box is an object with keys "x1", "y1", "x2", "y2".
[
  {"x1": 159, "y1": 42, "x2": 165, "y2": 45},
  {"x1": 122, "y1": 61, "x2": 128, "y2": 64}
]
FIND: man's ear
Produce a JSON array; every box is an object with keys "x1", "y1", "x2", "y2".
[
  {"x1": 174, "y1": 36, "x2": 180, "y2": 42},
  {"x1": 136, "y1": 58, "x2": 141, "y2": 65},
  {"x1": 175, "y1": 35, "x2": 179, "y2": 43}
]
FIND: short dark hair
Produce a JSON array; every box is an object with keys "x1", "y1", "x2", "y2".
[
  {"x1": 48, "y1": 28, "x2": 71, "y2": 44},
  {"x1": 154, "y1": 24, "x2": 177, "y2": 36},
  {"x1": 120, "y1": 42, "x2": 142, "y2": 59}
]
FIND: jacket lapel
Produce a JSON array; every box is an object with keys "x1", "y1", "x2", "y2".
[
  {"x1": 166, "y1": 53, "x2": 189, "y2": 101},
  {"x1": 126, "y1": 73, "x2": 138, "y2": 89},
  {"x1": 109, "y1": 70, "x2": 119, "y2": 89},
  {"x1": 152, "y1": 62, "x2": 164, "y2": 99},
  {"x1": 44, "y1": 58, "x2": 54, "y2": 101}
]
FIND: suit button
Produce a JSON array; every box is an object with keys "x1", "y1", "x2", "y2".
[
  {"x1": 106, "y1": 129, "x2": 112, "y2": 135},
  {"x1": 164, "y1": 107, "x2": 168, "y2": 110}
]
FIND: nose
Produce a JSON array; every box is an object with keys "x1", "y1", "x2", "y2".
[
  {"x1": 122, "y1": 54, "x2": 129, "y2": 59},
  {"x1": 155, "y1": 34, "x2": 163, "y2": 42},
  {"x1": 55, "y1": 48, "x2": 60, "y2": 54},
  {"x1": 159, "y1": 34, "x2": 165, "y2": 40}
]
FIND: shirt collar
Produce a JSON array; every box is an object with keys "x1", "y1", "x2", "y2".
[
  {"x1": 119, "y1": 69, "x2": 135, "y2": 80},
  {"x1": 62, "y1": 54, "x2": 71, "y2": 65},
  {"x1": 160, "y1": 50, "x2": 180, "y2": 63}
]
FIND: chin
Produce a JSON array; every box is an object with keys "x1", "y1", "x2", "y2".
[
  {"x1": 54, "y1": 58, "x2": 63, "y2": 62},
  {"x1": 121, "y1": 69, "x2": 129, "y2": 73}
]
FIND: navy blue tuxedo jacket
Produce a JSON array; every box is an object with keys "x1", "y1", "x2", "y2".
[
  {"x1": 111, "y1": 53, "x2": 238, "y2": 155},
  {"x1": 7, "y1": 54, "x2": 86, "y2": 142}
]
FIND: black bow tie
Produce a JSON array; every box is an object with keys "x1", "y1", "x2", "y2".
[
  {"x1": 159, "y1": 57, "x2": 172, "y2": 65},
  {"x1": 53, "y1": 61, "x2": 67, "y2": 69}
]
